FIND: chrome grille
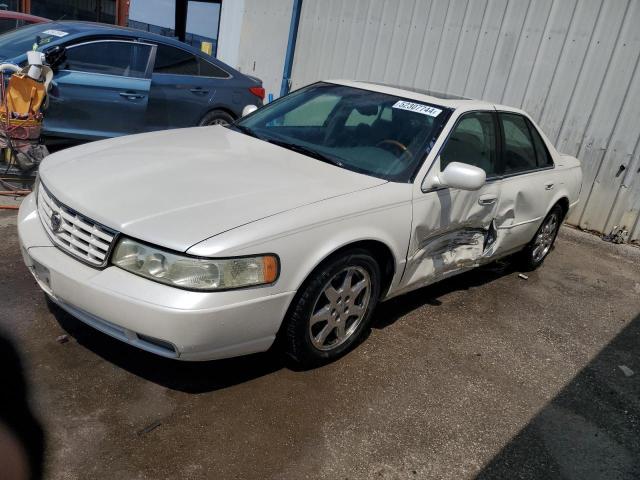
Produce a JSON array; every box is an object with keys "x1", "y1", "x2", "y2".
[{"x1": 37, "y1": 183, "x2": 117, "y2": 267}]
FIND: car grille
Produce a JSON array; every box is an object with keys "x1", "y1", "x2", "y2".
[{"x1": 37, "y1": 183, "x2": 117, "y2": 267}]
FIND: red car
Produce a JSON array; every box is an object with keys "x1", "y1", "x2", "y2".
[{"x1": 0, "y1": 10, "x2": 48, "y2": 34}]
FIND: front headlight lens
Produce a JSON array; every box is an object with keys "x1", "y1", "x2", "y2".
[{"x1": 112, "y1": 237, "x2": 278, "y2": 291}]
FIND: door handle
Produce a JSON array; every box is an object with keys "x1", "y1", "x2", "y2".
[
  {"x1": 545, "y1": 183, "x2": 554, "y2": 190},
  {"x1": 478, "y1": 195, "x2": 497, "y2": 206},
  {"x1": 189, "y1": 87, "x2": 209, "y2": 95},
  {"x1": 119, "y1": 92, "x2": 145, "y2": 100}
]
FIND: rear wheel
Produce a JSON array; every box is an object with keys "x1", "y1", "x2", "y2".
[
  {"x1": 199, "y1": 109, "x2": 235, "y2": 126},
  {"x1": 519, "y1": 204, "x2": 563, "y2": 270},
  {"x1": 283, "y1": 250, "x2": 381, "y2": 368}
]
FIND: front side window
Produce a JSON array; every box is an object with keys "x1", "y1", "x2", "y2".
[
  {"x1": 440, "y1": 112, "x2": 498, "y2": 177},
  {"x1": 234, "y1": 82, "x2": 451, "y2": 182},
  {"x1": 64, "y1": 41, "x2": 151, "y2": 78},
  {"x1": 500, "y1": 113, "x2": 538, "y2": 174}
]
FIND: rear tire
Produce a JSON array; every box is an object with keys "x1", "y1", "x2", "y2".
[
  {"x1": 199, "y1": 109, "x2": 235, "y2": 126},
  {"x1": 518, "y1": 204, "x2": 563, "y2": 271},
  {"x1": 283, "y1": 249, "x2": 381, "y2": 368}
]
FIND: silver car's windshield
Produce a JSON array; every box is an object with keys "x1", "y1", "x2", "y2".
[{"x1": 233, "y1": 82, "x2": 451, "y2": 182}]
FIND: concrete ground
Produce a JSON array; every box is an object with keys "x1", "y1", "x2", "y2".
[{"x1": 1, "y1": 209, "x2": 639, "y2": 480}]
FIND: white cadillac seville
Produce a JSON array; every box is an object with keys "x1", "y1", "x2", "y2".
[{"x1": 18, "y1": 81, "x2": 582, "y2": 366}]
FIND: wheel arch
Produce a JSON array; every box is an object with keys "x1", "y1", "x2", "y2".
[
  {"x1": 295, "y1": 238, "x2": 398, "y2": 301},
  {"x1": 198, "y1": 106, "x2": 238, "y2": 125}
]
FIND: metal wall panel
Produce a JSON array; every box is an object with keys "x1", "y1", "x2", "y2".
[{"x1": 290, "y1": 0, "x2": 640, "y2": 241}]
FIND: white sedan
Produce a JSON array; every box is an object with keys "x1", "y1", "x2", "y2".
[{"x1": 18, "y1": 80, "x2": 582, "y2": 367}]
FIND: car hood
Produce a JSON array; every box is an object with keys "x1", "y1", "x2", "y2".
[{"x1": 39, "y1": 126, "x2": 387, "y2": 252}]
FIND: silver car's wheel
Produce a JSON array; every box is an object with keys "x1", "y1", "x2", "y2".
[
  {"x1": 309, "y1": 266, "x2": 372, "y2": 351},
  {"x1": 531, "y1": 211, "x2": 559, "y2": 263},
  {"x1": 519, "y1": 204, "x2": 564, "y2": 270},
  {"x1": 283, "y1": 249, "x2": 381, "y2": 368}
]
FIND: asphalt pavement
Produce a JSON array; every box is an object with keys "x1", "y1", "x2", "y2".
[{"x1": 1, "y1": 209, "x2": 639, "y2": 480}]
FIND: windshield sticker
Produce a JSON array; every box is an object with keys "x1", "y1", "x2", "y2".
[
  {"x1": 41, "y1": 29, "x2": 69, "y2": 38},
  {"x1": 392, "y1": 101, "x2": 442, "y2": 117}
]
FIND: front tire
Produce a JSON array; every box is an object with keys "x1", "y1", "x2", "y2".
[
  {"x1": 283, "y1": 249, "x2": 381, "y2": 368},
  {"x1": 519, "y1": 204, "x2": 563, "y2": 270}
]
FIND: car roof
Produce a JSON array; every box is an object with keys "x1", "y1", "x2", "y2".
[
  {"x1": 28, "y1": 20, "x2": 215, "y2": 58},
  {"x1": 327, "y1": 79, "x2": 525, "y2": 114}
]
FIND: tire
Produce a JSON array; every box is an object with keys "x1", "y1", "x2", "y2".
[
  {"x1": 198, "y1": 109, "x2": 235, "y2": 127},
  {"x1": 519, "y1": 204, "x2": 563, "y2": 271},
  {"x1": 283, "y1": 249, "x2": 381, "y2": 368}
]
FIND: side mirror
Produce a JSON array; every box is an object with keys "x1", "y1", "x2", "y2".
[
  {"x1": 242, "y1": 104, "x2": 258, "y2": 117},
  {"x1": 436, "y1": 162, "x2": 486, "y2": 191},
  {"x1": 44, "y1": 45, "x2": 66, "y2": 70}
]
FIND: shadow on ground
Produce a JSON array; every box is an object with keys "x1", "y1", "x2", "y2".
[
  {"x1": 49, "y1": 259, "x2": 518, "y2": 394},
  {"x1": 476, "y1": 313, "x2": 640, "y2": 480}
]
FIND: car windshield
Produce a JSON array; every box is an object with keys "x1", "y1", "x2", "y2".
[
  {"x1": 233, "y1": 82, "x2": 451, "y2": 182},
  {"x1": 0, "y1": 23, "x2": 73, "y2": 60}
]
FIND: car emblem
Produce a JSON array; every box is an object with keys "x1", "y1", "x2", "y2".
[{"x1": 50, "y1": 212, "x2": 62, "y2": 233}]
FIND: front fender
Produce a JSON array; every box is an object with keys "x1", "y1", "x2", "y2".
[{"x1": 187, "y1": 183, "x2": 413, "y2": 296}]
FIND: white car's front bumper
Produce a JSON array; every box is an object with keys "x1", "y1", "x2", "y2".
[{"x1": 18, "y1": 194, "x2": 295, "y2": 361}]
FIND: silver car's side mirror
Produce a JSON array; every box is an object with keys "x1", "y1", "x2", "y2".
[
  {"x1": 242, "y1": 105, "x2": 258, "y2": 117},
  {"x1": 436, "y1": 162, "x2": 486, "y2": 191}
]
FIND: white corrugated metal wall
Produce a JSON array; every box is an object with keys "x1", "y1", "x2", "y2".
[{"x1": 290, "y1": 0, "x2": 640, "y2": 241}]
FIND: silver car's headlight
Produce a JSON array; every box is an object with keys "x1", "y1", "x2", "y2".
[{"x1": 111, "y1": 237, "x2": 279, "y2": 291}]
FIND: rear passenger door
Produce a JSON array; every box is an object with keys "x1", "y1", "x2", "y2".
[
  {"x1": 493, "y1": 112, "x2": 557, "y2": 253},
  {"x1": 145, "y1": 43, "x2": 231, "y2": 130},
  {"x1": 45, "y1": 39, "x2": 154, "y2": 140}
]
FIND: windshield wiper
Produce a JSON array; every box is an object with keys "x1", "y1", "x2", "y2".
[{"x1": 265, "y1": 139, "x2": 343, "y2": 168}]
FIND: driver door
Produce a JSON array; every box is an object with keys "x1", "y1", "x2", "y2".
[
  {"x1": 45, "y1": 39, "x2": 154, "y2": 141},
  {"x1": 403, "y1": 111, "x2": 502, "y2": 290}
]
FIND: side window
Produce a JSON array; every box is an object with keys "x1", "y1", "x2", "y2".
[
  {"x1": 278, "y1": 94, "x2": 341, "y2": 127},
  {"x1": 198, "y1": 58, "x2": 229, "y2": 78},
  {"x1": 64, "y1": 41, "x2": 151, "y2": 78},
  {"x1": 527, "y1": 119, "x2": 554, "y2": 167},
  {"x1": 500, "y1": 113, "x2": 538, "y2": 174},
  {"x1": 153, "y1": 44, "x2": 199, "y2": 75},
  {"x1": 440, "y1": 112, "x2": 498, "y2": 176}
]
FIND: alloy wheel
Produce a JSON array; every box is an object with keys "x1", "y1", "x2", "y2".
[
  {"x1": 532, "y1": 212, "x2": 559, "y2": 263},
  {"x1": 308, "y1": 266, "x2": 372, "y2": 351}
]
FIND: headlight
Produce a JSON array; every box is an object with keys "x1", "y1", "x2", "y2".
[{"x1": 111, "y1": 237, "x2": 279, "y2": 291}]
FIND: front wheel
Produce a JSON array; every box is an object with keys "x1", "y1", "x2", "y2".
[
  {"x1": 283, "y1": 250, "x2": 381, "y2": 368},
  {"x1": 519, "y1": 205, "x2": 563, "y2": 270}
]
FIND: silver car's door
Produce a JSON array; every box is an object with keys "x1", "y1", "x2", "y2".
[
  {"x1": 402, "y1": 111, "x2": 502, "y2": 291},
  {"x1": 491, "y1": 112, "x2": 558, "y2": 255}
]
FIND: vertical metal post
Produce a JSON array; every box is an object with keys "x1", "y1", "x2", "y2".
[
  {"x1": 280, "y1": 0, "x2": 303, "y2": 97},
  {"x1": 175, "y1": 0, "x2": 188, "y2": 42}
]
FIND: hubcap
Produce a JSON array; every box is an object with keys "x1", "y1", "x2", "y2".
[
  {"x1": 309, "y1": 266, "x2": 371, "y2": 351},
  {"x1": 209, "y1": 118, "x2": 229, "y2": 126},
  {"x1": 532, "y1": 212, "x2": 559, "y2": 263}
]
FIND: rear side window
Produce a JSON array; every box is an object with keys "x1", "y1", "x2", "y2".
[
  {"x1": 153, "y1": 44, "x2": 198, "y2": 75},
  {"x1": 64, "y1": 41, "x2": 151, "y2": 78},
  {"x1": 500, "y1": 113, "x2": 538, "y2": 174},
  {"x1": 440, "y1": 111, "x2": 498, "y2": 177},
  {"x1": 527, "y1": 119, "x2": 554, "y2": 167},
  {"x1": 198, "y1": 58, "x2": 229, "y2": 78}
]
